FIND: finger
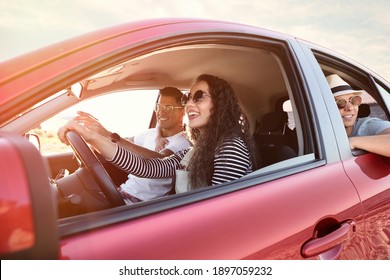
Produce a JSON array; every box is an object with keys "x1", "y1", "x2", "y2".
[
  {"x1": 84, "y1": 123, "x2": 98, "y2": 131},
  {"x1": 57, "y1": 127, "x2": 69, "y2": 144},
  {"x1": 67, "y1": 120, "x2": 92, "y2": 140},
  {"x1": 77, "y1": 111, "x2": 99, "y2": 121},
  {"x1": 74, "y1": 115, "x2": 95, "y2": 123}
]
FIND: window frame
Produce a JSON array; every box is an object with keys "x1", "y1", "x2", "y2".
[
  {"x1": 58, "y1": 34, "x2": 325, "y2": 236},
  {"x1": 312, "y1": 49, "x2": 390, "y2": 158}
]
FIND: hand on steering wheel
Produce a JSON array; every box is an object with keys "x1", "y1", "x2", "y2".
[{"x1": 65, "y1": 130, "x2": 125, "y2": 207}]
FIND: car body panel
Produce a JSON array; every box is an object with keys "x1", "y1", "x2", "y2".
[
  {"x1": 342, "y1": 154, "x2": 390, "y2": 259},
  {"x1": 0, "y1": 138, "x2": 35, "y2": 254},
  {"x1": 58, "y1": 161, "x2": 363, "y2": 260},
  {"x1": 0, "y1": 134, "x2": 59, "y2": 259}
]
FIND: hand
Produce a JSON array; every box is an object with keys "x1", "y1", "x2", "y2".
[
  {"x1": 74, "y1": 111, "x2": 111, "y2": 138},
  {"x1": 155, "y1": 137, "x2": 169, "y2": 152},
  {"x1": 349, "y1": 137, "x2": 357, "y2": 150},
  {"x1": 57, "y1": 119, "x2": 93, "y2": 144},
  {"x1": 154, "y1": 124, "x2": 168, "y2": 152}
]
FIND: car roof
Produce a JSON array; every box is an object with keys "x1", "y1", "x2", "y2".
[{"x1": 0, "y1": 18, "x2": 294, "y2": 83}]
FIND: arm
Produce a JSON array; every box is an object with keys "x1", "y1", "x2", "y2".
[
  {"x1": 75, "y1": 111, "x2": 172, "y2": 158},
  {"x1": 75, "y1": 111, "x2": 111, "y2": 138},
  {"x1": 57, "y1": 120, "x2": 117, "y2": 159},
  {"x1": 117, "y1": 137, "x2": 172, "y2": 158},
  {"x1": 109, "y1": 145, "x2": 186, "y2": 178},
  {"x1": 211, "y1": 137, "x2": 252, "y2": 185},
  {"x1": 58, "y1": 120, "x2": 187, "y2": 178},
  {"x1": 349, "y1": 128, "x2": 390, "y2": 157}
]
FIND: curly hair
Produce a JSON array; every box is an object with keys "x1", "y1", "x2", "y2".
[{"x1": 187, "y1": 74, "x2": 258, "y2": 189}]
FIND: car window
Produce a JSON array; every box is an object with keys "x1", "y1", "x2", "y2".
[
  {"x1": 51, "y1": 40, "x2": 322, "y2": 221},
  {"x1": 313, "y1": 52, "x2": 389, "y2": 122},
  {"x1": 362, "y1": 94, "x2": 387, "y2": 120},
  {"x1": 372, "y1": 78, "x2": 390, "y2": 120},
  {"x1": 312, "y1": 50, "x2": 390, "y2": 160},
  {"x1": 30, "y1": 90, "x2": 158, "y2": 155}
]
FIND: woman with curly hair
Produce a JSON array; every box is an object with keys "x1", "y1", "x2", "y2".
[
  {"x1": 181, "y1": 74, "x2": 258, "y2": 190},
  {"x1": 58, "y1": 74, "x2": 257, "y2": 197}
]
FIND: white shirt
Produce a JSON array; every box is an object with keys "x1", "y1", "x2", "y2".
[{"x1": 119, "y1": 128, "x2": 191, "y2": 201}]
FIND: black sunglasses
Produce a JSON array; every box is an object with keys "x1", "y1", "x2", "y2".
[
  {"x1": 181, "y1": 90, "x2": 211, "y2": 106},
  {"x1": 154, "y1": 104, "x2": 183, "y2": 113},
  {"x1": 335, "y1": 95, "x2": 362, "y2": 110}
]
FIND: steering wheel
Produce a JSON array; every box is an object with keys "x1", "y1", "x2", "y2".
[{"x1": 65, "y1": 130, "x2": 125, "y2": 207}]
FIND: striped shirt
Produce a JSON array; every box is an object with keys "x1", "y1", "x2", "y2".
[
  {"x1": 109, "y1": 136, "x2": 253, "y2": 187},
  {"x1": 211, "y1": 137, "x2": 252, "y2": 185}
]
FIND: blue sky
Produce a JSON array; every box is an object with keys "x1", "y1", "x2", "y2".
[{"x1": 1, "y1": 0, "x2": 389, "y2": 79}]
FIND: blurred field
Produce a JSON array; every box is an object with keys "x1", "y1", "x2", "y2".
[{"x1": 31, "y1": 127, "x2": 72, "y2": 155}]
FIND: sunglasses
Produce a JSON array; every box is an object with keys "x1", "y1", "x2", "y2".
[
  {"x1": 154, "y1": 104, "x2": 183, "y2": 113},
  {"x1": 335, "y1": 95, "x2": 362, "y2": 110},
  {"x1": 181, "y1": 90, "x2": 211, "y2": 106}
]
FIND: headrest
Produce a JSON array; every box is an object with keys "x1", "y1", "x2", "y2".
[
  {"x1": 262, "y1": 111, "x2": 288, "y2": 132},
  {"x1": 357, "y1": 103, "x2": 370, "y2": 118}
]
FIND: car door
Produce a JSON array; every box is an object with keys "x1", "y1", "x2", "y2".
[
  {"x1": 306, "y1": 47, "x2": 390, "y2": 259},
  {"x1": 57, "y1": 35, "x2": 365, "y2": 260},
  {"x1": 59, "y1": 161, "x2": 363, "y2": 260}
]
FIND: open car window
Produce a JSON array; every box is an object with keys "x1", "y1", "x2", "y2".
[
  {"x1": 313, "y1": 50, "x2": 390, "y2": 122},
  {"x1": 312, "y1": 50, "x2": 390, "y2": 157},
  {"x1": 29, "y1": 91, "x2": 158, "y2": 155}
]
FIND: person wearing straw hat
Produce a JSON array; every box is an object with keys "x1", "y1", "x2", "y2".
[{"x1": 326, "y1": 74, "x2": 390, "y2": 157}]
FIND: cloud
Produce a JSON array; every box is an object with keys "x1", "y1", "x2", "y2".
[{"x1": 0, "y1": 0, "x2": 388, "y2": 78}]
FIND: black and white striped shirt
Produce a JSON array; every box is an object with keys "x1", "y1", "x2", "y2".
[
  {"x1": 109, "y1": 136, "x2": 252, "y2": 186},
  {"x1": 211, "y1": 136, "x2": 252, "y2": 185}
]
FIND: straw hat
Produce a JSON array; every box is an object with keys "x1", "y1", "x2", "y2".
[{"x1": 326, "y1": 74, "x2": 363, "y2": 97}]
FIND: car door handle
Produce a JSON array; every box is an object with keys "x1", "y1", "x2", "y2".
[{"x1": 301, "y1": 220, "x2": 356, "y2": 259}]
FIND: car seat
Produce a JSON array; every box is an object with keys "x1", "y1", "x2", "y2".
[
  {"x1": 357, "y1": 103, "x2": 370, "y2": 118},
  {"x1": 255, "y1": 111, "x2": 297, "y2": 166}
]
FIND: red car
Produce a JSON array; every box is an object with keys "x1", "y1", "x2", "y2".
[{"x1": 1, "y1": 18, "x2": 389, "y2": 260}]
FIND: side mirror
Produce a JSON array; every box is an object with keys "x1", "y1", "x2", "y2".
[
  {"x1": 0, "y1": 134, "x2": 59, "y2": 259},
  {"x1": 25, "y1": 133, "x2": 40, "y2": 151}
]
